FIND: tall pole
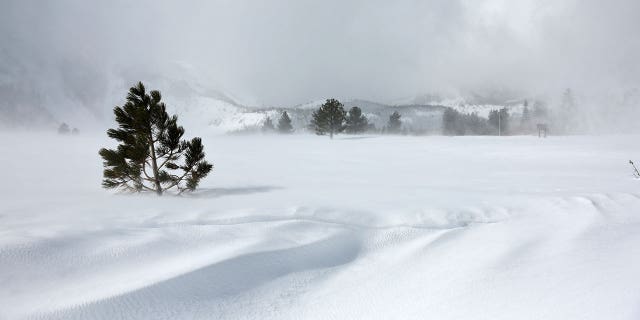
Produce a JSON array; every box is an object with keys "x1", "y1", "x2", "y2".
[{"x1": 498, "y1": 110, "x2": 501, "y2": 136}]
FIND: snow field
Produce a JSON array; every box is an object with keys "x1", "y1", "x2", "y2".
[{"x1": 1, "y1": 133, "x2": 640, "y2": 319}]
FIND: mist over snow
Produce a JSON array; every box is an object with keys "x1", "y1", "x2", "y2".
[
  {"x1": 1, "y1": 0, "x2": 640, "y2": 132},
  {"x1": 3, "y1": 1, "x2": 640, "y2": 320}
]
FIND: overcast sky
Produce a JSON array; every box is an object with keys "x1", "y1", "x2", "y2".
[{"x1": 1, "y1": 0, "x2": 640, "y2": 106}]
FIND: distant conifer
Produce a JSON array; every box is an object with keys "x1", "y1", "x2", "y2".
[
  {"x1": 310, "y1": 99, "x2": 346, "y2": 139},
  {"x1": 345, "y1": 106, "x2": 369, "y2": 134},
  {"x1": 277, "y1": 111, "x2": 293, "y2": 133}
]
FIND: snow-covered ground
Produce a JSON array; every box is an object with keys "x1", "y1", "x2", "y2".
[{"x1": 1, "y1": 133, "x2": 640, "y2": 319}]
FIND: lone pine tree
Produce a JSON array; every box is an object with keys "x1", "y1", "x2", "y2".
[
  {"x1": 345, "y1": 106, "x2": 369, "y2": 134},
  {"x1": 310, "y1": 98, "x2": 346, "y2": 139},
  {"x1": 277, "y1": 111, "x2": 293, "y2": 133},
  {"x1": 99, "y1": 82, "x2": 213, "y2": 195}
]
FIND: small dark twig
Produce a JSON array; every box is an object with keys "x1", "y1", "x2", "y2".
[{"x1": 630, "y1": 160, "x2": 640, "y2": 178}]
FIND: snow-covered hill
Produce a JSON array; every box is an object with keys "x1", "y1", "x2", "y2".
[
  {"x1": 140, "y1": 92, "x2": 525, "y2": 135},
  {"x1": 426, "y1": 96, "x2": 524, "y2": 118}
]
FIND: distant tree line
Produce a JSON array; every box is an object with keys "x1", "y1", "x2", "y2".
[
  {"x1": 308, "y1": 99, "x2": 405, "y2": 138},
  {"x1": 442, "y1": 99, "x2": 552, "y2": 136},
  {"x1": 261, "y1": 99, "x2": 405, "y2": 138},
  {"x1": 257, "y1": 92, "x2": 577, "y2": 137},
  {"x1": 442, "y1": 109, "x2": 494, "y2": 135},
  {"x1": 262, "y1": 111, "x2": 294, "y2": 133}
]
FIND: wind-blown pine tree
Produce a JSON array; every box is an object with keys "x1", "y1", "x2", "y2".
[
  {"x1": 345, "y1": 106, "x2": 369, "y2": 134},
  {"x1": 277, "y1": 111, "x2": 293, "y2": 133},
  {"x1": 310, "y1": 99, "x2": 346, "y2": 139},
  {"x1": 99, "y1": 82, "x2": 213, "y2": 195}
]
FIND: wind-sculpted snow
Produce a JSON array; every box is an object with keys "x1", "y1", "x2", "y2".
[
  {"x1": 42, "y1": 233, "x2": 361, "y2": 319},
  {"x1": 1, "y1": 133, "x2": 640, "y2": 319}
]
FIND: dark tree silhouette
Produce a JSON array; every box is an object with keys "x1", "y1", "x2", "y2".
[
  {"x1": 310, "y1": 99, "x2": 346, "y2": 139},
  {"x1": 442, "y1": 108, "x2": 462, "y2": 135},
  {"x1": 442, "y1": 108, "x2": 492, "y2": 136},
  {"x1": 99, "y1": 82, "x2": 213, "y2": 195},
  {"x1": 345, "y1": 106, "x2": 369, "y2": 134}
]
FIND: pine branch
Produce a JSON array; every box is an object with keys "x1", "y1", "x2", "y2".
[
  {"x1": 110, "y1": 177, "x2": 137, "y2": 193},
  {"x1": 163, "y1": 170, "x2": 191, "y2": 190},
  {"x1": 139, "y1": 182, "x2": 156, "y2": 192},
  {"x1": 112, "y1": 166, "x2": 155, "y2": 193},
  {"x1": 157, "y1": 149, "x2": 177, "y2": 170},
  {"x1": 141, "y1": 161, "x2": 154, "y2": 181},
  {"x1": 178, "y1": 185, "x2": 189, "y2": 195},
  {"x1": 630, "y1": 160, "x2": 640, "y2": 178}
]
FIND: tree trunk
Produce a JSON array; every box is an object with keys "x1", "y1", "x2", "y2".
[{"x1": 148, "y1": 133, "x2": 163, "y2": 195}]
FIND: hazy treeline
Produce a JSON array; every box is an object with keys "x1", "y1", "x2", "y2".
[
  {"x1": 254, "y1": 89, "x2": 587, "y2": 137},
  {"x1": 259, "y1": 99, "x2": 407, "y2": 138}
]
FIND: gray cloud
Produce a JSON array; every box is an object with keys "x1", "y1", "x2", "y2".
[{"x1": 1, "y1": 0, "x2": 639, "y2": 109}]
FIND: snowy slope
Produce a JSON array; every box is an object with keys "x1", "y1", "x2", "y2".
[
  {"x1": 1, "y1": 133, "x2": 640, "y2": 319},
  {"x1": 162, "y1": 95, "x2": 265, "y2": 135},
  {"x1": 428, "y1": 96, "x2": 524, "y2": 118},
  {"x1": 394, "y1": 92, "x2": 528, "y2": 118}
]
